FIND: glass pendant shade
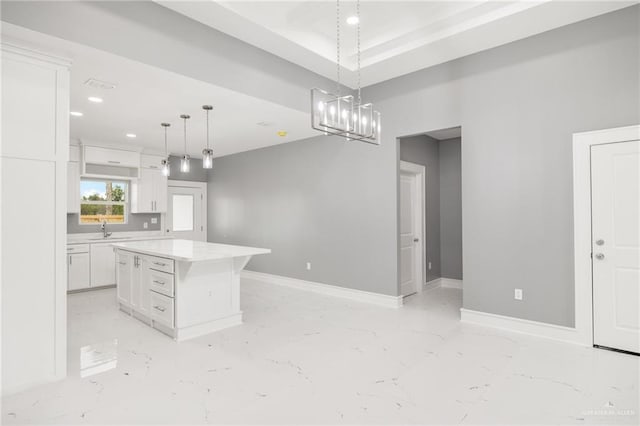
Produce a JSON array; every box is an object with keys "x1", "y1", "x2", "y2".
[
  {"x1": 202, "y1": 148, "x2": 213, "y2": 169},
  {"x1": 161, "y1": 159, "x2": 170, "y2": 176},
  {"x1": 180, "y1": 155, "x2": 190, "y2": 173}
]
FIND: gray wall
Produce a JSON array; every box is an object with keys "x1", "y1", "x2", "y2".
[
  {"x1": 365, "y1": 6, "x2": 639, "y2": 326},
  {"x1": 439, "y1": 138, "x2": 462, "y2": 280},
  {"x1": 168, "y1": 155, "x2": 208, "y2": 182},
  {"x1": 399, "y1": 135, "x2": 441, "y2": 282},
  {"x1": 208, "y1": 135, "x2": 397, "y2": 296}
]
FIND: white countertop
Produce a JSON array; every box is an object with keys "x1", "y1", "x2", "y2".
[
  {"x1": 111, "y1": 239, "x2": 271, "y2": 262},
  {"x1": 68, "y1": 232, "x2": 169, "y2": 245}
]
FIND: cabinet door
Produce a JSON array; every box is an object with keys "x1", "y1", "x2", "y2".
[
  {"x1": 68, "y1": 253, "x2": 90, "y2": 291},
  {"x1": 67, "y1": 162, "x2": 80, "y2": 213},
  {"x1": 90, "y1": 244, "x2": 116, "y2": 287},
  {"x1": 131, "y1": 168, "x2": 154, "y2": 213},
  {"x1": 116, "y1": 251, "x2": 132, "y2": 306},
  {"x1": 130, "y1": 255, "x2": 141, "y2": 310},
  {"x1": 138, "y1": 257, "x2": 151, "y2": 317},
  {"x1": 154, "y1": 171, "x2": 168, "y2": 213}
]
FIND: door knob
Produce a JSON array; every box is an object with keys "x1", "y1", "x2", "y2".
[
  {"x1": 595, "y1": 253, "x2": 605, "y2": 260},
  {"x1": 595, "y1": 239, "x2": 605, "y2": 246}
]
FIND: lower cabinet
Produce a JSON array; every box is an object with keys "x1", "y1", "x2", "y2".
[
  {"x1": 115, "y1": 249, "x2": 175, "y2": 335},
  {"x1": 90, "y1": 243, "x2": 116, "y2": 287},
  {"x1": 68, "y1": 252, "x2": 90, "y2": 291}
]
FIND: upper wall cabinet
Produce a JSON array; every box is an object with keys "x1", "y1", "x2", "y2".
[
  {"x1": 131, "y1": 154, "x2": 167, "y2": 213},
  {"x1": 82, "y1": 145, "x2": 140, "y2": 178}
]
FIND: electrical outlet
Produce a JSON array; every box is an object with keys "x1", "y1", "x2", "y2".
[
  {"x1": 514, "y1": 289, "x2": 523, "y2": 301},
  {"x1": 428, "y1": 261, "x2": 432, "y2": 270},
  {"x1": 306, "y1": 262, "x2": 311, "y2": 271},
  {"x1": 151, "y1": 218, "x2": 158, "y2": 224},
  {"x1": 143, "y1": 222, "x2": 148, "y2": 229}
]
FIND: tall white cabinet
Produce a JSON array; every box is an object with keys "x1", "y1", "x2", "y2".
[
  {"x1": 1, "y1": 43, "x2": 70, "y2": 395},
  {"x1": 131, "y1": 154, "x2": 167, "y2": 213}
]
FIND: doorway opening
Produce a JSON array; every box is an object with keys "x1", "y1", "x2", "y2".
[{"x1": 398, "y1": 126, "x2": 463, "y2": 297}]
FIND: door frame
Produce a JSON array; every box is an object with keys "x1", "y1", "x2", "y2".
[
  {"x1": 166, "y1": 180, "x2": 208, "y2": 240},
  {"x1": 572, "y1": 124, "x2": 640, "y2": 347},
  {"x1": 399, "y1": 160, "x2": 426, "y2": 294}
]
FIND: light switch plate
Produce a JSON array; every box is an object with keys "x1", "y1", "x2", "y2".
[
  {"x1": 143, "y1": 222, "x2": 148, "y2": 229},
  {"x1": 151, "y1": 218, "x2": 158, "y2": 224},
  {"x1": 306, "y1": 262, "x2": 311, "y2": 271}
]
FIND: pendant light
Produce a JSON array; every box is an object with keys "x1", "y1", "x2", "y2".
[
  {"x1": 160, "y1": 122, "x2": 171, "y2": 176},
  {"x1": 202, "y1": 105, "x2": 214, "y2": 169},
  {"x1": 180, "y1": 114, "x2": 190, "y2": 173},
  {"x1": 310, "y1": 0, "x2": 380, "y2": 144}
]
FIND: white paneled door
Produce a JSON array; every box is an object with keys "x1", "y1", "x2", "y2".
[
  {"x1": 399, "y1": 163, "x2": 425, "y2": 297},
  {"x1": 166, "y1": 182, "x2": 206, "y2": 241},
  {"x1": 591, "y1": 140, "x2": 640, "y2": 354}
]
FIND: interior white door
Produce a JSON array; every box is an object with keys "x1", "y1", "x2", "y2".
[
  {"x1": 166, "y1": 185, "x2": 206, "y2": 241},
  {"x1": 400, "y1": 172, "x2": 419, "y2": 296},
  {"x1": 591, "y1": 140, "x2": 640, "y2": 353}
]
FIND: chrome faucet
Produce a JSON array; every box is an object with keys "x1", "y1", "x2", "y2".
[{"x1": 101, "y1": 220, "x2": 112, "y2": 238}]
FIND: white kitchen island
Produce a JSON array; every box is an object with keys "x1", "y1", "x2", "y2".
[{"x1": 111, "y1": 239, "x2": 270, "y2": 341}]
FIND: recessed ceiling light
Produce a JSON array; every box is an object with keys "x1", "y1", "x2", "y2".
[
  {"x1": 126, "y1": 133, "x2": 137, "y2": 138},
  {"x1": 346, "y1": 16, "x2": 359, "y2": 25},
  {"x1": 277, "y1": 131, "x2": 288, "y2": 137},
  {"x1": 88, "y1": 96, "x2": 103, "y2": 103},
  {"x1": 70, "y1": 111, "x2": 83, "y2": 117}
]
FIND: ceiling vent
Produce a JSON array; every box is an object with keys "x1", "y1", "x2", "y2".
[{"x1": 83, "y1": 78, "x2": 117, "y2": 90}]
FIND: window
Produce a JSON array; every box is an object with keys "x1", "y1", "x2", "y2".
[{"x1": 80, "y1": 180, "x2": 127, "y2": 224}]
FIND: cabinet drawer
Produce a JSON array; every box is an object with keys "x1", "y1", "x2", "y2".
[
  {"x1": 149, "y1": 269, "x2": 174, "y2": 297},
  {"x1": 146, "y1": 255, "x2": 174, "y2": 274},
  {"x1": 150, "y1": 291, "x2": 174, "y2": 328},
  {"x1": 67, "y1": 244, "x2": 89, "y2": 253}
]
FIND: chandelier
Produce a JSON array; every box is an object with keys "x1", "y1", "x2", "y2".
[{"x1": 311, "y1": 0, "x2": 380, "y2": 145}]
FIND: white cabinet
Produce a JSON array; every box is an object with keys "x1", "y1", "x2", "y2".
[
  {"x1": 67, "y1": 244, "x2": 90, "y2": 292},
  {"x1": 131, "y1": 163, "x2": 167, "y2": 213},
  {"x1": 130, "y1": 255, "x2": 151, "y2": 317},
  {"x1": 83, "y1": 146, "x2": 140, "y2": 168},
  {"x1": 115, "y1": 249, "x2": 175, "y2": 333},
  {"x1": 67, "y1": 161, "x2": 80, "y2": 213},
  {"x1": 2, "y1": 43, "x2": 70, "y2": 393},
  {"x1": 90, "y1": 244, "x2": 116, "y2": 287},
  {"x1": 116, "y1": 251, "x2": 132, "y2": 307}
]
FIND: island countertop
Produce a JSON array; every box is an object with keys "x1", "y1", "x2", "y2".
[{"x1": 111, "y1": 239, "x2": 271, "y2": 262}]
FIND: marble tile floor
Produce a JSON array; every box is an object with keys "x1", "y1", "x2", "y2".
[{"x1": 2, "y1": 279, "x2": 638, "y2": 425}]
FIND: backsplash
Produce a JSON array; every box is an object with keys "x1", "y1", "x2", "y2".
[{"x1": 67, "y1": 208, "x2": 161, "y2": 234}]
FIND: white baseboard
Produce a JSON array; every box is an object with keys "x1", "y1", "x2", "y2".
[
  {"x1": 424, "y1": 277, "x2": 463, "y2": 290},
  {"x1": 241, "y1": 270, "x2": 403, "y2": 309},
  {"x1": 441, "y1": 278, "x2": 463, "y2": 289},
  {"x1": 424, "y1": 278, "x2": 441, "y2": 291},
  {"x1": 460, "y1": 308, "x2": 588, "y2": 346}
]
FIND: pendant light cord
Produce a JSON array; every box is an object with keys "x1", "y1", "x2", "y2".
[
  {"x1": 164, "y1": 126, "x2": 168, "y2": 156},
  {"x1": 357, "y1": 0, "x2": 361, "y2": 105},
  {"x1": 336, "y1": 0, "x2": 341, "y2": 96},
  {"x1": 206, "y1": 109, "x2": 210, "y2": 150},
  {"x1": 183, "y1": 116, "x2": 187, "y2": 154}
]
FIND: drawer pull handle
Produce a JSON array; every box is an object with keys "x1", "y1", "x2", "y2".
[
  {"x1": 68, "y1": 248, "x2": 74, "y2": 250},
  {"x1": 119, "y1": 261, "x2": 127, "y2": 265},
  {"x1": 153, "y1": 280, "x2": 165, "y2": 286},
  {"x1": 153, "y1": 262, "x2": 167, "y2": 267},
  {"x1": 153, "y1": 305, "x2": 166, "y2": 313},
  {"x1": 107, "y1": 160, "x2": 121, "y2": 164}
]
